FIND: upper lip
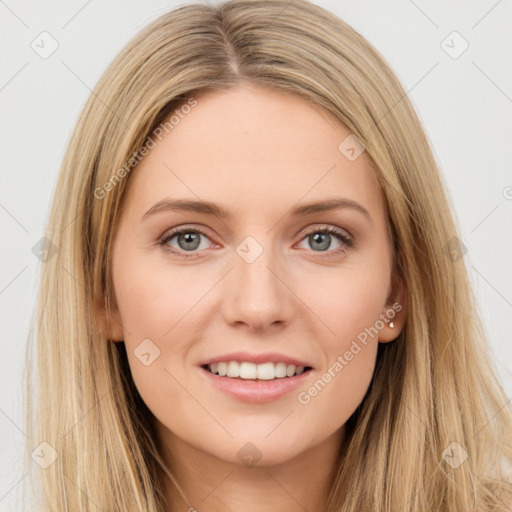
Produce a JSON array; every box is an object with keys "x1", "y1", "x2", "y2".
[{"x1": 198, "y1": 351, "x2": 314, "y2": 369}]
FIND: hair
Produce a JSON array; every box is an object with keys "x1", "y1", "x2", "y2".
[{"x1": 24, "y1": 0, "x2": 512, "y2": 510}]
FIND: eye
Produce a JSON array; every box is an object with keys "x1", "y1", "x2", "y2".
[
  {"x1": 295, "y1": 225, "x2": 353, "y2": 257},
  {"x1": 157, "y1": 224, "x2": 354, "y2": 259},
  {"x1": 158, "y1": 226, "x2": 213, "y2": 258}
]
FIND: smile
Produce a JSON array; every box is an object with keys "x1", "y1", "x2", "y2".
[{"x1": 203, "y1": 361, "x2": 313, "y2": 380}]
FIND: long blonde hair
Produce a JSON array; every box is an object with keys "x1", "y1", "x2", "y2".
[{"x1": 25, "y1": 1, "x2": 512, "y2": 510}]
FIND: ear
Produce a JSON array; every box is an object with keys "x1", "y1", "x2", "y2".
[
  {"x1": 379, "y1": 273, "x2": 407, "y2": 343},
  {"x1": 94, "y1": 291, "x2": 125, "y2": 342}
]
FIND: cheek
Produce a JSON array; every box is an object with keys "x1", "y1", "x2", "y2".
[
  {"x1": 112, "y1": 249, "x2": 209, "y2": 340},
  {"x1": 296, "y1": 343, "x2": 378, "y2": 454},
  {"x1": 289, "y1": 259, "x2": 388, "y2": 421},
  {"x1": 111, "y1": 251, "x2": 213, "y2": 408},
  {"x1": 298, "y1": 345, "x2": 378, "y2": 437},
  {"x1": 294, "y1": 258, "x2": 390, "y2": 347}
]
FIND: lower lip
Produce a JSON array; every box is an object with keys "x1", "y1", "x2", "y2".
[{"x1": 199, "y1": 366, "x2": 313, "y2": 403}]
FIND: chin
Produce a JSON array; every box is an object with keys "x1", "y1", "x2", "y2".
[{"x1": 211, "y1": 433, "x2": 311, "y2": 468}]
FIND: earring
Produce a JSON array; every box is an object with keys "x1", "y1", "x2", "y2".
[{"x1": 389, "y1": 321, "x2": 395, "y2": 328}]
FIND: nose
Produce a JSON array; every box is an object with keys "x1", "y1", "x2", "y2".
[{"x1": 221, "y1": 248, "x2": 294, "y2": 332}]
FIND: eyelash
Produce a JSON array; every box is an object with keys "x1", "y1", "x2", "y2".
[{"x1": 157, "y1": 225, "x2": 354, "y2": 260}]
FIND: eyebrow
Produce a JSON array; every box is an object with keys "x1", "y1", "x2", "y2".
[{"x1": 142, "y1": 197, "x2": 372, "y2": 223}]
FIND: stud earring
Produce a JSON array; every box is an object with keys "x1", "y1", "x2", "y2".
[{"x1": 389, "y1": 321, "x2": 395, "y2": 328}]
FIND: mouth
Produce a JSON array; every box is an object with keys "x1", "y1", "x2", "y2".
[
  {"x1": 201, "y1": 362, "x2": 314, "y2": 380},
  {"x1": 199, "y1": 361, "x2": 314, "y2": 403}
]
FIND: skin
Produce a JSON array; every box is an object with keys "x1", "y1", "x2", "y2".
[{"x1": 99, "y1": 82, "x2": 407, "y2": 511}]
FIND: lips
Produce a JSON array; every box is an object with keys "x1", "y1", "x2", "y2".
[{"x1": 199, "y1": 364, "x2": 313, "y2": 403}]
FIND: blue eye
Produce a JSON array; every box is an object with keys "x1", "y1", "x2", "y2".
[
  {"x1": 160, "y1": 228, "x2": 209, "y2": 253},
  {"x1": 157, "y1": 227, "x2": 216, "y2": 259},
  {"x1": 158, "y1": 225, "x2": 353, "y2": 259},
  {"x1": 296, "y1": 226, "x2": 353, "y2": 255}
]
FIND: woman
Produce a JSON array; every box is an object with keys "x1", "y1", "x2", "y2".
[{"x1": 25, "y1": 0, "x2": 512, "y2": 510}]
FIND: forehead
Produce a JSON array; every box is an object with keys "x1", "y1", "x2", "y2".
[{"x1": 123, "y1": 83, "x2": 384, "y2": 223}]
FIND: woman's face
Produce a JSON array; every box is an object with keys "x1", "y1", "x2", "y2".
[{"x1": 105, "y1": 82, "x2": 405, "y2": 467}]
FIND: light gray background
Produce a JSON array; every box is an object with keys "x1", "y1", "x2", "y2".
[{"x1": 1, "y1": 0, "x2": 511, "y2": 509}]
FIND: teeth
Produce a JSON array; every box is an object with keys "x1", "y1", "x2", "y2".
[{"x1": 206, "y1": 361, "x2": 307, "y2": 379}]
